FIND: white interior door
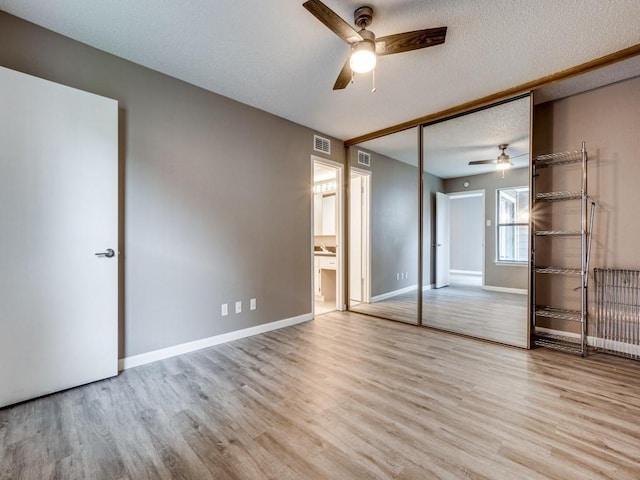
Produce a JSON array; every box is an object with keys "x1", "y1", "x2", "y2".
[
  {"x1": 435, "y1": 192, "x2": 451, "y2": 288},
  {"x1": 0, "y1": 67, "x2": 119, "y2": 408}
]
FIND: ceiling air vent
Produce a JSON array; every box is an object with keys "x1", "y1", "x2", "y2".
[
  {"x1": 314, "y1": 134, "x2": 331, "y2": 154},
  {"x1": 357, "y1": 150, "x2": 371, "y2": 167}
]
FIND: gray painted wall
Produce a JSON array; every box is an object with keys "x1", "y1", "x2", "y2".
[
  {"x1": 348, "y1": 147, "x2": 420, "y2": 297},
  {"x1": 533, "y1": 75, "x2": 640, "y2": 333},
  {"x1": 445, "y1": 167, "x2": 530, "y2": 290},
  {"x1": 449, "y1": 195, "x2": 484, "y2": 272},
  {"x1": 0, "y1": 12, "x2": 345, "y2": 358}
]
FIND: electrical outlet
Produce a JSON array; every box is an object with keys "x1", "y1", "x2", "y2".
[
  {"x1": 235, "y1": 301, "x2": 242, "y2": 314},
  {"x1": 250, "y1": 298, "x2": 257, "y2": 310},
  {"x1": 221, "y1": 304, "x2": 228, "y2": 316}
]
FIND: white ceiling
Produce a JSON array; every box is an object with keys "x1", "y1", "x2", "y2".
[
  {"x1": 534, "y1": 55, "x2": 640, "y2": 105},
  {"x1": 1, "y1": 0, "x2": 639, "y2": 142}
]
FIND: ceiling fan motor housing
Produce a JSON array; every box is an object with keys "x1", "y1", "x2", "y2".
[
  {"x1": 354, "y1": 6, "x2": 373, "y2": 29},
  {"x1": 350, "y1": 29, "x2": 377, "y2": 73},
  {"x1": 357, "y1": 28, "x2": 375, "y2": 43},
  {"x1": 351, "y1": 29, "x2": 376, "y2": 62}
]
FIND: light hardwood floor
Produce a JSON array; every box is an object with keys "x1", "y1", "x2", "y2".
[
  {"x1": 351, "y1": 284, "x2": 528, "y2": 346},
  {"x1": 423, "y1": 285, "x2": 528, "y2": 347},
  {"x1": 350, "y1": 293, "x2": 419, "y2": 325},
  {"x1": 2, "y1": 311, "x2": 640, "y2": 479}
]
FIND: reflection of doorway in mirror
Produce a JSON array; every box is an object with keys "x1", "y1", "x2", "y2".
[
  {"x1": 448, "y1": 191, "x2": 484, "y2": 288},
  {"x1": 313, "y1": 158, "x2": 343, "y2": 316},
  {"x1": 435, "y1": 192, "x2": 451, "y2": 288},
  {"x1": 349, "y1": 168, "x2": 370, "y2": 306}
]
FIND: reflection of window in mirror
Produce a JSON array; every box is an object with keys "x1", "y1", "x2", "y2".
[{"x1": 496, "y1": 186, "x2": 529, "y2": 264}]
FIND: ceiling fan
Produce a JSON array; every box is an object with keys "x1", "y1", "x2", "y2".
[
  {"x1": 303, "y1": 0, "x2": 447, "y2": 90},
  {"x1": 468, "y1": 144, "x2": 526, "y2": 177}
]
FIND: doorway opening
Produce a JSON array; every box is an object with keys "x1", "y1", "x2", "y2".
[
  {"x1": 436, "y1": 190, "x2": 485, "y2": 289},
  {"x1": 312, "y1": 157, "x2": 344, "y2": 315},
  {"x1": 349, "y1": 168, "x2": 371, "y2": 307}
]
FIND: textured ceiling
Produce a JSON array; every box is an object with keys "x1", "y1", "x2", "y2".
[
  {"x1": 1, "y1": 0, "x2": 639, "y2": 141},
  {"x1": 534, "y1": 55, "x2": 640, "y2": 104},
  {"x1": 358, "y1": 96, "x2": 530, "y2": 179}
]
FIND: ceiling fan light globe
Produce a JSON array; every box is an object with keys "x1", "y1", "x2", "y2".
[
  {"x1": 496, "y1": 161, "x2": 511, "y2": 171},
  {"x1": 350, "y1": 41, "x2": 376, "y2": 73}
]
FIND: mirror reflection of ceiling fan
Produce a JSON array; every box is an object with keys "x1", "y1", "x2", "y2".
[
  {"x1": 468, "y1": 144, "x2": 527, "y2": 177},
  {"x1": 303, "y1": 0, "x2": 447, "y2": 91}
]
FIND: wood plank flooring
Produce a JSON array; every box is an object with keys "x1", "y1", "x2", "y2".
[
  {"x1": 423, "y1": 285, "x2": 528, "y2": 347},
  {"x1": 351, "y1": 284, "x2": 528, "y2": 347},
  {"x1": 2, "y1": 311, "x2": 640, "y2": 479},
  {"x1": 350, "y1": 293, "x2": 419, "y2": 325}
]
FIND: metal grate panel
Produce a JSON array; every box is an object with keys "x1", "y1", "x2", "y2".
[
  {"x1": 594, "y1": 268, "x2": 640, "y2": 360},
  {"x1": 357, "y1": 150, "x2": 371, "y2": 167},
  {"x1": 313, "y1": 134, "x2": 331, "y2": 154}
]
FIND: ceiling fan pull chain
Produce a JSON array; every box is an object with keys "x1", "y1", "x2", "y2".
[{"x1": 371, "y1": 68, "x2": 376, "y2": 93}]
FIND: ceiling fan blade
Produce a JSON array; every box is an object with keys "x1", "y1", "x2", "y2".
[
  {"x1": 375, "y1": 27, "x2": 447, "y2": 55},
  {"x1": 468, "y1": 159, "x2": 497, "y2": 165},
  {"x1": 303, "y1": 0, "x2": 363, "y2": 44},
  {"x1": 333, "y1": 58, "x2": 352, "y2": 90}
]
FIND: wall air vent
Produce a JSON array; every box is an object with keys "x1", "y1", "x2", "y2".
[
  {"x1": 314, "y1": 134, "x2": 331, "y2": 154},
  {"x1": 357, "y1": 150, "x2": 371, "y2": 167}
]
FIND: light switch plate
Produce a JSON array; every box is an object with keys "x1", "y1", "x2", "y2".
[{"x1": 235, "y1": 301, "x2": 242, "y2": 314}]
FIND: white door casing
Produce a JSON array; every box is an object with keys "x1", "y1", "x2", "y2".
[
  {"x1": 350, "y1": 174, "x2": 363, "y2": 302},
  {"x1": 0, "y1": 67, "x2": 118, "y2": 408},
  {"x1": 311, "y1": 156, "x2": 344, "y2": 311},
  {"x1": 435, "y1": 192, "x2": 451, "y2": 289},
  {"x1": 349, "y1": 168, "x2": 371, "y2": 304}
]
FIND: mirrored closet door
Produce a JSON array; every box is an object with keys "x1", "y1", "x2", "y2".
[
  {"x1": 346, "y1": 97, "x2": 532, "y2": 347},
  {"x1": 348, "y1": 128, "x2": 419, "y2": 325},
  {"x1": 421, "y1": 96, "x2": 532, "y2": 347}
]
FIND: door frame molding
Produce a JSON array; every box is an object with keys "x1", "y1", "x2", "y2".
[
  {"x1": 311, "y1": 155, "x2": 345, "y2": 313},
  {"x1": 349, "y1": 167, "x2": 371, "y2": 305}
]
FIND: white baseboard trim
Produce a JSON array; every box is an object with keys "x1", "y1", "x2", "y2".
[
  {"x1": 483, "y1": 285, "x2": 527, "y2": 295},
  {"x1": 450, "y1": 270, "x2": 482, "y2": 276},
  {"x1": 589, "y1": 337, "x2": 640, "y2": 357},
  {"x1": 371, "y1": 284, "x2": 417, "y2": 303},
  {"x1": 535, "y1": 327, "x2": 640, "y2": 357},
  {"x1": 118, "y1": 313, "x2": 313, "y2": 371}
]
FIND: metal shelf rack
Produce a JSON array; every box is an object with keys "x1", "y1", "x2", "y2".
[
  {"x1": 535, "y1": 231, "x2": 582, "y2": 237},
  {"x1": 531, "y1": 141, "x2": 595, "y2": 356}
]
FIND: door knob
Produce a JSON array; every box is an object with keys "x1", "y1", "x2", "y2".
[{"x1": 95, "y1": 248, "x2": 115, "y2": 258}]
